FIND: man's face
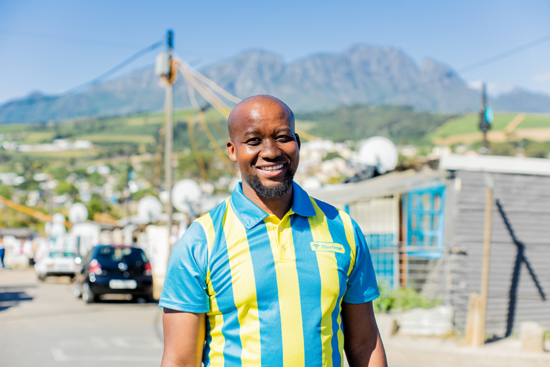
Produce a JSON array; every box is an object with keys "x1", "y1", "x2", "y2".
[{"x1": 226, "y1": 101, "x2": 300, "y2": 199}]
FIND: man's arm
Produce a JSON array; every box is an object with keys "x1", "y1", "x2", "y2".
[
  {"x1": 161, "y1": 308, "x2": 205, "y2": 367},
  {"x1": 342, "y1": 301, "x2": 387, "y2": 367}
]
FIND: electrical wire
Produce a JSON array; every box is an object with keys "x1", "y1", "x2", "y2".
[
  {"x1": 179, "y1": 59, "x2": 242, "y2": 104},
  {"x1": 183, "y1": 74, "x2": 237, "y2": 174},
  {"x1": 458, "y1": 33, "x2": 550, "y2": 73},
  {"x1": 370, "y1": 32, "x2": 550, "y2": 104},
  {"x1": 177, "y1": 61, "x2": 319, "y2": 140},
  {"x1": 175, "y1": 83, "x2": 209, "y2": 181},
  {"x1": 0, "y1": 28, "x2": 148, "y2": 49},
  {"x1": 4, "y1": 40, "x2": 163, "y2": 107}
]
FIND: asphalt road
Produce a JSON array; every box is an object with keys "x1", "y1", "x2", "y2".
[
  {"x1": 0, "y1": 268, "x2": 163, "y2": 367},
  {"x1": 0, "y1": 268, "x2": 414, "y2": 367}
]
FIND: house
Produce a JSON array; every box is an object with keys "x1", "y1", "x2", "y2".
[{"x1": 311, "y1": 154, "x2": 550, "y2": 337}]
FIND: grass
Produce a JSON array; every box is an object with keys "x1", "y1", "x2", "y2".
[
  {"x1": 76, "y1": 134, "x2": 156, "y2": 144},
  {"x1": 433, "y1": 113, "x2": 524, "y2": 138},
  {"x1": 517, "y1": 114, "x2": 550, "y2": 129}
]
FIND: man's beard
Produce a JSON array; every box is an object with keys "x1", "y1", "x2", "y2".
[{"x1": 242, "y1": 168, "x2": 294, "y2": 199}]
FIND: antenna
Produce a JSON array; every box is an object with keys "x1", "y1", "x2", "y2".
[
  {"x1": 172, "y1": 179, "x2": 202, "y2": 214},
  {"x1": 137, "y1": 196, "x2": 163, "y2": 223},
  {"x1": 68, "y1": 203, "x2": 88, "y2": 224},
  {"x1": 358, "y1": 136, "x2": 398, "y2": 174}
]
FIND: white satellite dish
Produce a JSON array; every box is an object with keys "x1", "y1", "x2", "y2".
[
  {"x1": 52, "y1": 212, "x2": 66, "y2": 224},
  {"x1": 358, "y1": 136, "x2": 398, "y2": 174},
  {"x1": 69, "y1": 203, "x2": 88, "y2": 224},
  {"x1": 172, "y1": 179, "x2": 202, "y2": 213},
  {"x1": 137, "y1": 196, "x2": 163, "y2": 223}
]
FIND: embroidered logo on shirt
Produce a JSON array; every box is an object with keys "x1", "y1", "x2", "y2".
[{"x1": 310, "y1": 242, "x2": 345, "y2": 253}]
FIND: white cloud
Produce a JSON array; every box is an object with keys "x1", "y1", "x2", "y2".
[
  {"x1": 467, "y1": 80, "x2": 513, "y2": 96},
  {"x1": 532, "y1": 71, "x2": 550, "y2": 83}
]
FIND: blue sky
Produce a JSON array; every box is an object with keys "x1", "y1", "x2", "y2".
[{"x1": 1, "y1": 0, "x2": 549, "y2": 104}]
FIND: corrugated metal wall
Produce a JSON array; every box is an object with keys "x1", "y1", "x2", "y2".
[{"x1": 449, "y1": 170, "x2": 550, "y2": 336}]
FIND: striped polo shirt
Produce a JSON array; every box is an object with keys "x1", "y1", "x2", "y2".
[{"x1": 160, "y1": 182, "x2": 379, "y2": 367}]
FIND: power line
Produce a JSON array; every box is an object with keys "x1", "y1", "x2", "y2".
[
  {"x1": 4, "y1": 40, "x2": 163, "y2": 108},
  {"x1": 0, "y1": 28, "x2": 146, "y2": 49},
  {"x1": 371, "y1": 32, "x2": 550, "y2": 104},
  {"x1": 458, "y1": 33, "x2": 550, "y2": 73}
]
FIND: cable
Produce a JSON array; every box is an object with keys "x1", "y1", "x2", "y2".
[
  {"x1": 458, "y1": 33, "x2": 550, "y2": 73},
  {"x1": 370, "y1": 32, "x2": 550, "y2": 105},
  {"x1": 0, "y1": 28, "x2": 147, "y2": 49},
  {"x1": 5, "y1": 40, "x2": 163, "y2": 107},
  {"x1": 183, "y1": 75, "x2": 237, "y2": 174},
  {"x1": 175, "y1": 82, "x2": 209, "y2": 181},
  {"x1": 179, "y1": 59, "x2": 241, "y2": 104},
  {"x1": 177, "y1": 61, "x2": 319, "y2": 140}
]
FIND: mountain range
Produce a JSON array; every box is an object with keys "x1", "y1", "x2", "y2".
[{"x1": 2, "y1": 45, "x2": 550, "y2": 124}]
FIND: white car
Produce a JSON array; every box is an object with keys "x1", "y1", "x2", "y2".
[{"x1": 35, "y1": 251, "x2": 78, "y2": 281}]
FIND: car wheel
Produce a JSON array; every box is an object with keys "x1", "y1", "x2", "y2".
[
  {"x1": 82, "y1": 283, "x2": 97, "y2": 304},
  {"x1": 37, "y1": 273, "x2": 45, "y2": 282}
]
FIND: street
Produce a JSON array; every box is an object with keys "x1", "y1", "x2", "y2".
[
  {"x1": 0, "y1": 269, "x2": 163, "y2": 367},
  {"x1": 0, "y1": 268, "x2": 421, "y2": 367}
]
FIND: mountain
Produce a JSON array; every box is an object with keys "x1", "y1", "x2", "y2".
[
  {"x1": 1, "y1": 45, "x2": 550, "y2": 124},
  {"x1": 492, "y1": 88, "x2": 550, "y2": 113},
  {"x1": 202, "y1": 47, "x2": 479, "y2": 112}
]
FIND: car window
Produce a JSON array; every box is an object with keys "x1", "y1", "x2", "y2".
[
  {"x1": 95, "y1": 247, "x2": 147, "y2": 264},
  {"x1": 49, "y1": 252, "x2": 75, "y2": 258}
]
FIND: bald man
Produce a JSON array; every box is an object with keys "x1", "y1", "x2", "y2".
[{"x1": 160, "y1": 95, "x2": 387, "y2": 367}]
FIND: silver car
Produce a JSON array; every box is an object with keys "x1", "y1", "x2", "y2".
[{"x1": 35, "y1": 251, "x2": 77, "y2": 281}]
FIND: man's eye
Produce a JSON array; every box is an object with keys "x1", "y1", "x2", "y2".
[
  {"x1": 246, "y1": 138, "x2": 261, "y2": 145},
  {"x1": 277, "y1": 135, "x2": 292, "y2": 142}
]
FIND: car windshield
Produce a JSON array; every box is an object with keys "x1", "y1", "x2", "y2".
[
  {"x1": 49, "y1": 252, "x2": 75, "y2": 258},
  {"x1": 95, "y1": 247, "x2": 147, "y2": 264}
]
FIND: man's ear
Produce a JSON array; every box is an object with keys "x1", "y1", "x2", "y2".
[
  {"x1": 295, "y1": 133, "x2": 301, "y2": 150},
  {"x1": 226, "y1": 141, "x2": 237, "y2": 162}
]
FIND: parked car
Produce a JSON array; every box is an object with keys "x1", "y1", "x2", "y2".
[
  {"x1": 74, "y1": 245, "x2": 153, "y2": 303},
  {"x1": 34, "y1": 251, "x2": 77, "y2": 281}
]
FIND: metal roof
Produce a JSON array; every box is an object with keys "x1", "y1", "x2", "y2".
[
  {"x1": 440, "y1": 154, "x2": 550, "y2": 176},
  {"x1": 309, "y1": 168, "x2": 445, "y2": 205}
]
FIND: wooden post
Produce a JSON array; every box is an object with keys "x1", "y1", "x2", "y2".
[{"x1": 477, "y1": 176, "x2": 494, "y2": 345}]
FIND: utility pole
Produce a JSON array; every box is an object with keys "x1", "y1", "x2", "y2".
[
  {"x1": 164, "y1": 30, "x2": 174, "y2": 251},
  {"x1": 478, "y1": 173, "x2": 494, "y2": 345},
  {"x1": 478, "y1": 83, "x2": 493, "y2": 153}
]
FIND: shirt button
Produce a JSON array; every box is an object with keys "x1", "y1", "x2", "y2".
[
  {"x1": 278, "y1": 227, "x2": 283, "y2": 232},
  {"x1": 282, "y1": 246, "x2": 287, "y2": 252}
]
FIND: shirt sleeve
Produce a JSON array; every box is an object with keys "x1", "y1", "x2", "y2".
[
  {"x1": 343, "y1": 220, "x2": 380, "y2": 304},
  {"x1": 159, "y1": 221, "x2": 210, "y2": 313}
]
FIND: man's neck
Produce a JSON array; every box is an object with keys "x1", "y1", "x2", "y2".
[{"x1": 241, "y1": 182, "x2": 293, "y2": 220}]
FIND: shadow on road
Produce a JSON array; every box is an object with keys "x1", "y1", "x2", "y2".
[{"x1": 0, "y1": 285, "x2": 35, "y2": 312}]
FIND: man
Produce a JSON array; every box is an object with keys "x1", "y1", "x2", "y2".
[{"x1": 160, "y1": 95, "x2": 387, "y2": 367}]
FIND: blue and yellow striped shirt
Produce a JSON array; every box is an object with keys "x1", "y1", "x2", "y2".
[{"x1": 160, "y1": 182, "x2": 379, "y2": 367}]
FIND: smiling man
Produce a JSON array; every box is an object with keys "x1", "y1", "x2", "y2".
[{"x1": 159, "y1": 95, "x2": 387, "y2": 367}]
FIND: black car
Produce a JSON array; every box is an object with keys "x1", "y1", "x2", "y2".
[{"x1": 74, "y1": 245, "x2": 153, "y2": 303}]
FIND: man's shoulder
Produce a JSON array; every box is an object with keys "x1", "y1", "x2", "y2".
[
  {"x1": 307, "y1": 194, "x2": 359, "y2": 230},
  {"x1": 193, "y1": 197, "x2": 230, "y2": 227}
]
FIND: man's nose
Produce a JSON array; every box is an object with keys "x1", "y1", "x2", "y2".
[{"x1": 260, "y1": 139, "x2": 281, "y2": 159}]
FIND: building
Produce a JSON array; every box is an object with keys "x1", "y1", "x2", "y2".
[{"x1": 311, "y1": 154, "x2": 550, "y2": 337}]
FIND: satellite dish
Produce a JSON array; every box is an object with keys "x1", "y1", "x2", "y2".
[
  {"x1": 172, "y1": 179, "x2": 202, "y2": 213},
  {"x1": 137, "y1": 196, "x2": 163, "y2": 223},
  {"x1": 52, "y1": 213, "x2": 66, "y2": 224},
  {"x1": 358, "y1": 136, "x2": 398, "y2": 174},
  {"x1": 69, "y1": 203, "x2": 88, "y2": 224}
]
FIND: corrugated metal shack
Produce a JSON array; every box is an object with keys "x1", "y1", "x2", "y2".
[
  {"x1": 440, "y1": 154, "x2": 550, "y2": 337},
  {"x1": 311, "y1": 154, "x2": 550, "y2": 336}
]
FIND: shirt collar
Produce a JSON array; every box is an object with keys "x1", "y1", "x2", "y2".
[{"x1": 230, "y1": 181, "x2": 316, "y2": 230}]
